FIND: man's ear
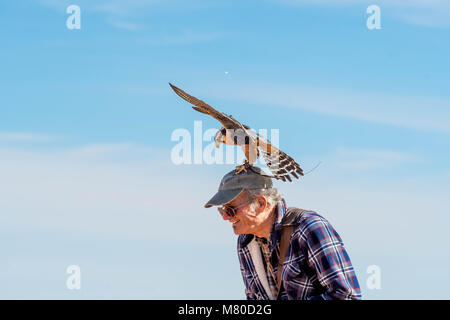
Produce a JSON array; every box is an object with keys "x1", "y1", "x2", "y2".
[{"x1": 257, "y1": 196, "x2": 267, "y2": 213}]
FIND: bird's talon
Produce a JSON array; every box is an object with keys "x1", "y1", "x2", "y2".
[
  {"x1": 234, "y1": 160, "x2": 252, "y2": 175},
  {"x1": 234, "y1": 165, "x2": 247, "y2": 175}
]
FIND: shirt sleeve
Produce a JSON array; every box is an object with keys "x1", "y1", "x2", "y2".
[{"x1": 302, "y1": 216, "x2": 362, "y2": 300}]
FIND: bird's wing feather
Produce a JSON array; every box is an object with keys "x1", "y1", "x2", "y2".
[
  {"x1": 254, "y1": 133, "x2": 304, "y2": 182},
  {"x1": 169, "y1": 83, "x2": 241, "y2": 129}
]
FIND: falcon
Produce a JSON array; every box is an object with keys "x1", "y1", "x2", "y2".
[{"x1": 169, "y1": 83, "x2": 304, "y2": 182}]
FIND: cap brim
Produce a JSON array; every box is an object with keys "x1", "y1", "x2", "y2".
[{"x1": 204, "y1": 188, "x2": 244, "y2": 208}]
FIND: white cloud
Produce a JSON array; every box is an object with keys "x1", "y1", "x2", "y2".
[
  {"x1": 39, "y1": 0, "x2": 223, "y2": 36},
  {"x1": 333, "y1": 147, "x2": 421, "y2": 169},
  {"x1": 0, "y1": 132, "x2": 58, "y2": 143},
  {"x1": 40, "y1": 0, "x2": 450, "y2": 28},
  {"x1": 107, "y1": 20, "x2": 142, "y2": 31},
  {"x1": 0, "y1": 143, "x2": 233, "y2": 244},
  {"x1": 136, "y1": 30, "x2": 225, "y2": 46},
  {"x1": 275, "y1": 0, "x2": 450, "y2": 9},
  {"x1": 272, "y1": 0, "x2": 450, "y2": 27},
  {"x1": 39, "y1": 0, "x2": 177, "y2": 13},
  {"x1": 53, "y1": 0, "x2": 222, "y2": 37},
  {"x1": 202, "y1": 82, "x2": 450, "y2": 133}
]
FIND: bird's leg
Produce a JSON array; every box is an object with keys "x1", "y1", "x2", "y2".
[{"x1": 234, "y1": 160, "x2": 253, "y2": 175}]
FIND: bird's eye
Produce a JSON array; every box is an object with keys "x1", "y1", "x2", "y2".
[{"x1": 221, "y1": 128, "x2": 226, "y2": 135}]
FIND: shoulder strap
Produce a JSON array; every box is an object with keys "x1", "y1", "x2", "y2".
[
  {"x1": 280, "y1": 207, "x2": 308, "y2": 226},
  {"x1": 276, "y1": 207, "x2": 308, "y2": 297}
]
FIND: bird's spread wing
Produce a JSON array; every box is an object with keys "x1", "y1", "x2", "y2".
[
  {"x1": 169, "y1": 83, "x2": 242, "y2": 129},
  {"x1": 170, "y1": 83, "x2": 303, "y2": 182},
  {"x1": 248, "y1": 131, "x2": 304, "y2": 182}
]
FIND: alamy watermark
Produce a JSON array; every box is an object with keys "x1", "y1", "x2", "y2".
[
  {"x1": 366, "y1": 5, "x2": 381, "y2": 30},
  {"x1": 66, "y1": 265, "x2": 81, "y2": 290},
  {"x1": 66, "y1": 5, "x2": 81, "y2": 30},
  {"x1": 170, "y1": 121, "x2": 280, "y2": 166},
  {"x1": 366, "y1": 264, "x2": 381, "y2": 290}
]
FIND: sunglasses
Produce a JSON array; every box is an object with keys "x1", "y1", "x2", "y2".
[{"x1": 218, "y1": 200, "x2": 252, "y2": 218}]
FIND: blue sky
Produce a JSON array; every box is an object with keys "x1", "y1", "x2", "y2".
[{"x1": 1, "y1": 0, "x2": 449, "y2": 299}]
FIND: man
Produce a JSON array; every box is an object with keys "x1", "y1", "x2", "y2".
[{"x1": 204, "y1": 166, "x2": 361, "y2": 300}]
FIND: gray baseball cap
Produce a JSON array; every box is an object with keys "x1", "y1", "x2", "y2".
[{"x1": 204, "y1": 166, "x2": 273, "y2": 208}]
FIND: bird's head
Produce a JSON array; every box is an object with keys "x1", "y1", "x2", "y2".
[{"x1": 214, "y1": 127, "x2": 227, "y2": 148}]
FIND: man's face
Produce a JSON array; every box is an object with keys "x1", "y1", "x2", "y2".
[{"x1": 219, "y1": 191, "x2": 265, "y2": 235}]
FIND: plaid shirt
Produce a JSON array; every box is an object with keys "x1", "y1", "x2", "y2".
[{"x1": 237, "y1": 199, "x2": 361, "y2": 300}]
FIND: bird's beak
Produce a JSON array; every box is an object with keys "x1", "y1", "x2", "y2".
[{"x1": 214, "y1": 131, "x2": 223, "y2": 148}]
